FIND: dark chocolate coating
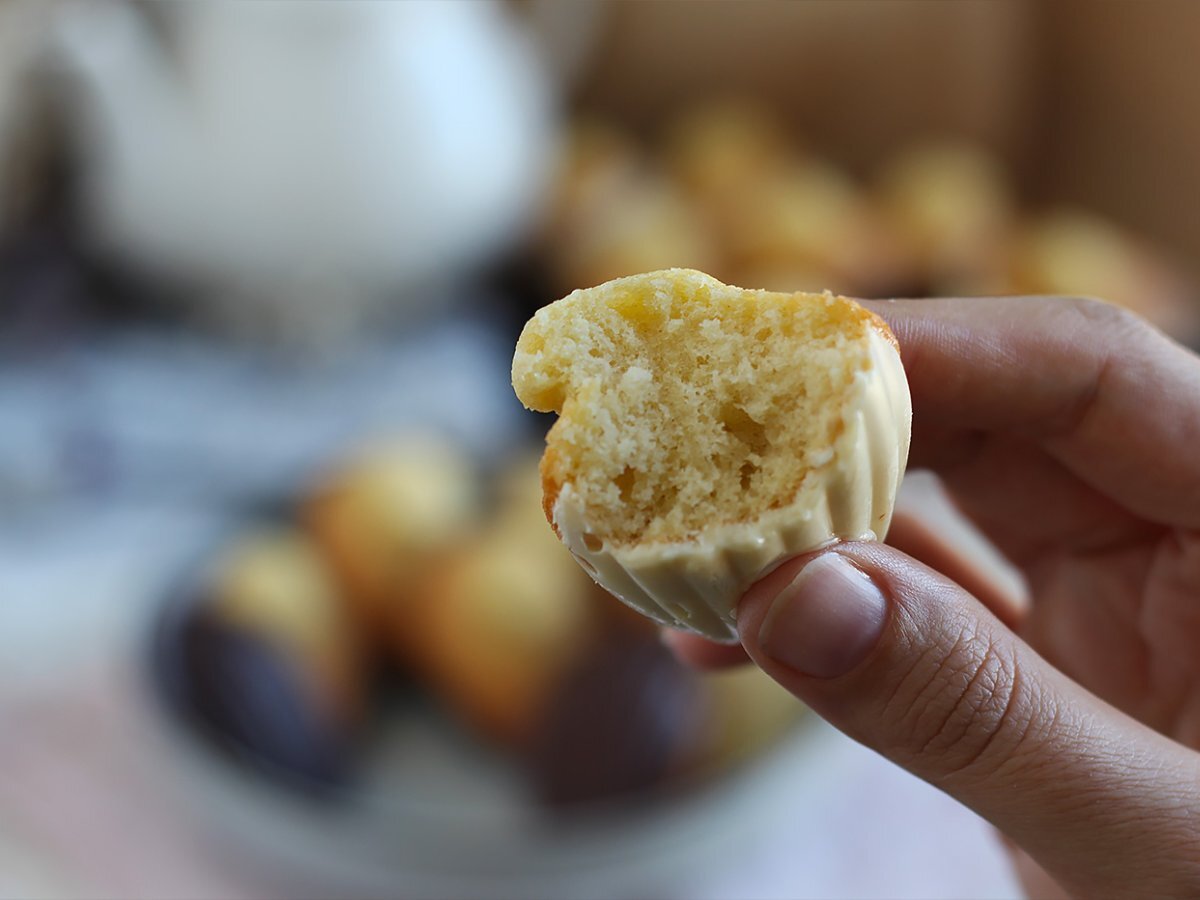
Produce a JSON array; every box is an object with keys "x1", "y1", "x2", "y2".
[
  {"x1": 526, "y1": 633, "x2": 704, "y2": 809},
  {"x1": 174, "y1": 609, "x2": 360, "y2": 794}
]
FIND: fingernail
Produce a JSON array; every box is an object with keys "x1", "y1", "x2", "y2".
[{"x1": 758, "y1": 553, "x2": 887, "y2": 678}]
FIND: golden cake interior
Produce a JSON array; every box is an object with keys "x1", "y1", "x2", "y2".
[{"x1": 512, "y1": 269, "x2": 887, "y2": 546}]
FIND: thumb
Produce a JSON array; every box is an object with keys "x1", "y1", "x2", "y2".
[{"x1": 738, "y1": 542, "x2": 1200, "y2": 899}]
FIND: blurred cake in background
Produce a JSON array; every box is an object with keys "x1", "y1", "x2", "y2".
[
  {"x1": 410, "y1": 456, "x2": 601, "y2": 746},
  {"x1": 178, "y1": 527, "x2": 369, "y2": 787},
  {"x1": 541, "y1": 117, "x2": 644, "y2": 247},
  {"x1": 550, "y1": 178, "x2": 722, "y2": 296},
  {"x1": 692, "y1": 665, "x2": 803, "y2": 769},
  {"x1": 167, "y1": 439, "x2": 810, "y2": 814},
  {"x1": 532, "y1": 105, "x2": 1195, "y2": 340},
  {"x1": 305, "y1": 436, "x2": 480, "y2": 657},
  {"x1": 662, "y1": 102, "x2": 904, "y2": 296},
  {"x1": 527, "y1": 633, "x2": 705, "y2": 809},
  {"x1": 726, "y1": 160, "x2": 905, "y2": 296},
  {"x1": 874, "y1": 141, "x2": 1015, "y2": 293},
  {"x1": 1007, "y1": 208, "x2": 1197, "y2": 338},
  {"x1": 662, "y1": 100, "x2": 789, "y2": 224},
  {"x1": 526, "y1": 636, "x2": 804, "y2": 809},
  {"x1": 207, "y1": 529, "x2": 367, "y2": 720}
]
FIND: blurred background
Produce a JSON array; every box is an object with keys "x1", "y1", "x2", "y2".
[{"x1": 1, "y1": 2, "x2": 1197, "y2": 898}]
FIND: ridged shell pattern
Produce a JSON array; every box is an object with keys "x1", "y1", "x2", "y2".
[{"x1": 553, "y1": 326, "x2": 912, "y2": 643}]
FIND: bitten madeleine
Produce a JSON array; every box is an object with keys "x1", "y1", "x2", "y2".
[{"x1": 512, "y1": 268, "x2": 911, "y2": 642}]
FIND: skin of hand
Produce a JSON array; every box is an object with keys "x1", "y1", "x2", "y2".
[{"x1": 666, "y1": 297, "x2": 1200, "y2": 899}]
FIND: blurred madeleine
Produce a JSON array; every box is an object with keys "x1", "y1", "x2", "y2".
[
  {"x1": 305, "y1": 436, "x2": 480, "y2": 652},
  {"x1": 662, "y1": 99, "x2": 789, "y2": 216},
  {"x1": 728, "y1": 259, "x2": 845, "y2": 298},
  {"x1": 551, "y1": 176, "x2": 722, "y2": 292},
  {"x1": 178, "y1": 527, "x2": 369, "y2": 786},
  {"x1": 692, "y1": 665, "x2": 803, "y2": 770},
  {"x1": 541, "y1": 117, "x2": 644, "y2": 245},
  {"x1": 662, "y1": 101, "x2": 908, "y2": 296},
  {"x1": 725, "y1": 160, "x2": 907, "y2": 297},
  {"x1": 527, "y1": 633, "x2": 705, "y2": 808},
  {"x1": 875, "y1": 140, "x2": 1016, "y2": 291},
  {"x1": 1008, "y1": 208, "x2": 1196, "y2": 338},
  {"x1": 412, "y1": 456, "x2": 600, "y2": 747},
  {"x1": 207, "y1": 527, "x2": 366, "y2": 725}
]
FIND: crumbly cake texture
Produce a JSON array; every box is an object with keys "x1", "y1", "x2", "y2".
[{"x1": 512, "y1": 269, "x2": 911, "y2": 642}]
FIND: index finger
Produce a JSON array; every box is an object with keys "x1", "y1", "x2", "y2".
[{"x1": 861, "y1": 296, "x2": 1200, "y2": 529}]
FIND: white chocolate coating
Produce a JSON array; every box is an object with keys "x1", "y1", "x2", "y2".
[{"x1": 553, "y1": 326, "x2": 911, "y2": 643}]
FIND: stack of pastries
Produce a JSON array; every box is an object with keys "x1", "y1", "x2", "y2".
[
  {"x1": 540, "y1": 100, "x2": 1194, "y2": 339},
  {"x1": 181, "y1": 435, "x2": 803, "y2": 807}
]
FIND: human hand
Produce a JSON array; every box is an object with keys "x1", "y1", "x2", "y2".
[{"x1": 668, "y1": 297, "x2": 1200, "y2": 898}]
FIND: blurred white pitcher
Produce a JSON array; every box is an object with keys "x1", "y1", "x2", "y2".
[{"x1": 51, "y1": 0, "x2": 571, "y2": 338}]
